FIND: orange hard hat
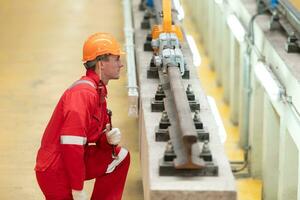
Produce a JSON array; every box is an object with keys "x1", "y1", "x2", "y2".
[{"x1": 82, "y1": 32, "x2": 125, "y2": 62}]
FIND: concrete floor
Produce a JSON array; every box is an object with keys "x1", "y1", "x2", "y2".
[
  {"x1": 0, "y1": 0, "x2": 143, "y2": 199},
  {"x1": 290, "y1": 0, "x2": 300, "y2": 10}
]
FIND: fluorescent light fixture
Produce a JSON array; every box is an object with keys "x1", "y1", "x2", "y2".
[
  {"x1": 172, "y1": 0, "x2": 185, "y2": 20},
  {"x1": 186, "y1": 35, "x2": 202, "y2": 67},
  {"x1": 214, "y1": 0, "x2": 223, "y2": 4},
  {"x1": 227, "y1": 14, "x2": 246, "y2": 43},
  {"x1": 254, "y1": 61, "x2": 284, "y2": 101},
  {"x1": 177, "y1": 6, "x2": 185, "y2": 21},
  {"x1": 207, "y1": 96, "x2": 227, "y2": 144}
]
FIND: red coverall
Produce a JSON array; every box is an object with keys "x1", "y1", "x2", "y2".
[{"x1": 35, "y1": 69, "x2": 130, "y2": 200}]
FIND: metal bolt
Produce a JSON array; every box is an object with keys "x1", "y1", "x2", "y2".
[
  {"x1": 202, "y1": 140, "x2": 210, "y2": 153},
  {"x1": 159, "y1": 11, "x2": 163, "y2": 18},
  {"x1": 193, "y1": 110, "x2": 200, "y2": 121},
  {"x1": 186, "y1": 84, "x2": 193, "y2": 94},
  {"x1": 291, "y1": 31, "x2": 295, "y2": 37},
  {"x1": 161, "y1": 111, "x2": 169, "y2": 122},
  {"x1": 165, "y1": 140, "x2": 174, "y2": 153},
  {"x1": 288, "y1": 32, "x2": 298, "y2": 43},
  {"x1": 157, "y1": 84, "x2": 163, "y2": 93},
  {"x1": 273, "y1": 10, "x2": 279, "y2": 20}
]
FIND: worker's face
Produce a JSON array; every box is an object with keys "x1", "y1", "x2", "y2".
[{"x1": 100, "y1": 55, "x2": 124, "y2": 81}]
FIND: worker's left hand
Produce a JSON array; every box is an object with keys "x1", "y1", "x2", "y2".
[
  {"x1": 72, "y1": 189, "x2": 87, "y2": 200},
  {"x1": 105, "y1": 124, "x2": 121, "y2": 145}
]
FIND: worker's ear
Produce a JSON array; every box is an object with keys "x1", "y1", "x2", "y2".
[
  {"x1": 101, "y1": 62, "x2": 105, "y2": 70},
  {"x1": 97, "y1": 60, "x2": 105, "y2": 70},
  {"x1": 95, "y1": 61, "x2": 102, "y2": 77}
]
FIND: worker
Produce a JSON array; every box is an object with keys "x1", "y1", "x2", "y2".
[{"x1": 34, "y1": 32, "x2": 130, "y2": 200}]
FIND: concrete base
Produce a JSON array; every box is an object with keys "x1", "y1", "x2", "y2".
[{"x1": 132, "y1": 0, "x2": 237, "y2": 199}]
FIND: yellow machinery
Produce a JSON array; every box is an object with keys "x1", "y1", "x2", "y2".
[{"x1": 151, "y1": 0, "x2": 183, "y2": 41}]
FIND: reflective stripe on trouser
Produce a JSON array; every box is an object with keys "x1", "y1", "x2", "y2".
[
  {"x1": 106, "y1": 147, "x2": 128, "y2": 173},
  {"x1": 91, "y1": 148, "x2": 130, "y2": 200},
  {"x1": 36, "y1": 146, "x2": 130, "y2": 200}
]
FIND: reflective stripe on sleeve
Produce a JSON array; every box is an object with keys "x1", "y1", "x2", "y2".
[
  {"x1": 106, "y1": 148, "x2": 128, "y2": 174},
  {"x1": 69, "y1": 80, "x2": 96, "y2": 89},
  {"x1": 60, "y1": 135, "x2": 87, "y2": 145}
]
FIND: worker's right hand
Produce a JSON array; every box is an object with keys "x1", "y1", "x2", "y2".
[
  {"x1": 105, "y1": 124, "x2": 121, "y2": 145},
  {"x1": 72, "y1": 189, "x2": 87, "y2": 200}
]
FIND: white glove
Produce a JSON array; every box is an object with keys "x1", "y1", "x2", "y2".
[
  {"x1": 105, "y1": 124, "x2": 121, "y2": 145},
  {"x1": 72, "y1": 189, "x2": 87, "y2": 200}
]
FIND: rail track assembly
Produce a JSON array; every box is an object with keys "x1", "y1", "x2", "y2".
[{"x1": 133, "y1": 0, "x2": 237, "y2": 199}]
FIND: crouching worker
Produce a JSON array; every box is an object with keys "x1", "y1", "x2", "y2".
[{"x1": 35, "y1": 32, "x2": 130, "y2": 200}]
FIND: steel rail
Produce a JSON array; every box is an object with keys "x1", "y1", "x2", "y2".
[{"x1": 167, "y1": 65, "x2": 204, "y2": 169}]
